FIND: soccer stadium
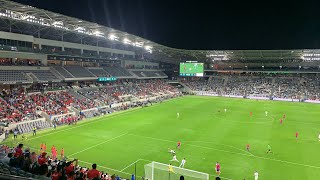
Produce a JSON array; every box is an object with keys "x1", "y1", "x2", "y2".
[{"x1": 0, "y1": 0, "x2": 320, "y2": 180}]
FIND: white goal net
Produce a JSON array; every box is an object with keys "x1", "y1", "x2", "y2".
[{"x1": 144, "y1": 161, "x2": 209, "y2": 180}]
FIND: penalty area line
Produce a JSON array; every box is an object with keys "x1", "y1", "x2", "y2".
[
  {"x1": 69, "y1": 133, "x2": 128, "y2": 157},
  {"x1": 120, "y1": 159, "x2": 142, "y2": 172}
]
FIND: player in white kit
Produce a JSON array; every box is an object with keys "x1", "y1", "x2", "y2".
[
  {"x1": 170, "y1": 155, "x2": 179, "y2": 162},
  {"x1": 254, "y1": 171, "x2": 259, "y2": 180},
  {"x1": 179, "y1": 158, "x2": 186, "y2": 168},
  {"x1": 168, "y1": 148, "x2": 176, "y2": 154},
  {"x1": 177, "y1": 112, "x2": 180, "y2": 118},
  {"x1": 224, "y1": 108, "x2": 227, "y2": 112},
  {"x1": 265, "y1": 111, "x2": 268, "y2": 116},
  {"x1": 318, "y1": 133, "x2": 320, "y2": 141}
]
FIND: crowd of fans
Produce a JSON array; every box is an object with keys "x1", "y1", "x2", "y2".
[
  {"x1": 184, "y1": 74, "x2": 320, "y2": 100},
  {"x1": 0, "y1": 80, "x2": 179, "y2": 125},
  {"x1": 0, "y1": 144, "x2": 120, "y2": 180}
]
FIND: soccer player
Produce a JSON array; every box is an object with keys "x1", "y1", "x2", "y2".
[
  {"x1": 280, "y1": 118, "x2": 283, "y2": 124},
  {"x1": 168, "y1": 148, "x2": 176, "y2": 154},
  {"x1": 177, "y1": 141, "x2": 181, "y2": 150},
  {"x1": 51, "y1": 145, "x2": 56, "y2": 160},
  {"x1": 177, "y1": 112, "x2": 180, "y2": 118},
  {"x1": 179, "y1": 158, "x2": 186, "y2": 168},
  {"x1": 254, "y1": 171, "x2": 259, "y2": 180},
  {"x1": 168, "y1": 164, "x2": 175, "y2": 173},
  {"x1": 250, "y1": 112, "x2": 253, "y2": 116},
  {"x1": 170, "y1": 155, "x2": 179, "y2": 162},
  {"x1": 215, "y1": 162, "x2": 221, "y2": 175},
  {"x1": 265, "y1": 111, "x2": 268, "y2": 116},
  {"x1": 296, "y1": 132, "x2": 299, "y2": 139},
  {"x1": 40, "y1": 143, "x2": 44, "y2": 153},
  {"x1": 21, "y1": 134, "x2": 26, "y2": 141},
  {"x1": 246, "y1": 144, "x2": 250, "y2": 151},
  {"x1": 224, "y1": 108, "x2": 227, "y2": 112},
  {"x1": 318, "y1": 133, "x2": 320, "y2": 142},
  {"x1": 61, "y1": 148, "x2": 65, "y2": 159},
  {"x1": 266, "y1": 144, "x2": 273, "y2": 154},
  {"x1": 52, "y1": 148, "x2": 57, "y2": 160},
  {"x1": 283, "y1": 114, "x2": 286, "y2": 119},
  {"x1": 43, "y1": 143, "x2": 47, "y2": 152}
]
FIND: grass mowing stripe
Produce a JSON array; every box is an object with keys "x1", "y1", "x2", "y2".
[
  {"x1": 69, "y1": 133, "x2": 128, "y2": 156},
  {"x1": 26, "y1": 97, "x2": 180, "y2": 141}
]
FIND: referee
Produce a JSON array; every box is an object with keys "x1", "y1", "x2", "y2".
[{"x1": 33, "y1": 126, "x2": 37, "y2": 136}]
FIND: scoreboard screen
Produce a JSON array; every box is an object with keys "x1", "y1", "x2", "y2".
[{"x1": 179, "y1": 62, "x2": 204, "y2": 77}]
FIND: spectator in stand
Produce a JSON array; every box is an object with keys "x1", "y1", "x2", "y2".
[
  {"x1": 65, "y1": 159, "x2": 78, "y2": 175},
  {"x1": 87, "y1": 163, "x2": 101, "y2": 179},
  {"x1": 38, "y1": 152, "x2": 48, "y2": 165},
  {"x1": 14, "y1": 143, "x2": 23, "y2": 157},
  {"x1": 38, "y1": 164, "x2": 51, "y2": 180}
]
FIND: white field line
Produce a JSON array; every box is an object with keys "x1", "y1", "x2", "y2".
[
  {"x1": 185, "y1": 140, "x2": 255, "y2": 157},
  {"x1": 128, "y1": 133, "x2": 320, "y2": 169},
  {"x1": 69, "y1": 133, "x2": 128, "y2": 156},
  {"x1": 120, "y1": 159, "x2": 141, "y2": 172}
]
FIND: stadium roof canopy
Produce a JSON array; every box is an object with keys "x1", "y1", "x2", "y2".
[{"x1": 1, "y1": 0, "x2": 320, "y2": 64}]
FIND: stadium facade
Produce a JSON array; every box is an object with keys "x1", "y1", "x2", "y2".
[{"x1": 0, "y1": 0, "x2": 318, "y2": 129}]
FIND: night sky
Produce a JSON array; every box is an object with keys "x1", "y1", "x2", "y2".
[{"x1": 12, "y1": 0, "x2": 320, "y2": 50}]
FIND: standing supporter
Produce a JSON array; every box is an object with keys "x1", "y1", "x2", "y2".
[
  {"x1": 65, "y1": 159, "x2": 78, "y2": 175},
  {"x1": 14, "y1": 144, "x2": 23, "y2": 157},
  {"x1": 38, "y1": 152, "x2": 47, "y2": 165},
  {"x1": 87, "y1": 163, "x2": 100, "y2": 179}
]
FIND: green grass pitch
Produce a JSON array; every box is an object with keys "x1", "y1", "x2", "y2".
[{"x1": 5, "y1": 96, "x2": 320, "y2": 179}]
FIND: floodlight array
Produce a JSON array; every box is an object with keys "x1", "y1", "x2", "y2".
[{"x1": 0, "y1": 8, "x2": 153, "y2": 53}]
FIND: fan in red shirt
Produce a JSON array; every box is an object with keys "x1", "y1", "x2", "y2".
[
  {"x1": 87, "y1": 163, "x2": 101, "y2": 180},
  {"x1": 38, "y1": 152, "x2": 47, "y2": 165},
  {"x1": 65, "y1": 159, "x2": 78, "y2": 175},
  {"x1": 51, "y1": 167, "x2": 62, "y2": 180},
  {"x1": 14, "y1": 144, "x2": 23, "y2": 157}
]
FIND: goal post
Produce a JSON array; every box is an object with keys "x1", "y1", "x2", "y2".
[{"x1": 144, "y1": 161, "x2": 209, "y2": 180}]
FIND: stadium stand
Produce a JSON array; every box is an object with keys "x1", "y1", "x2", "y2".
[
  {"x1": 86, "y1": 68, "x2": 110, "y2": 77},
  {"x1": 51, "y1": 66, "x2": 74, "y2": 78},
  {"x1": 103, "y1": 66, "x2": 133, "y2": 77},
  {"x1": 28, "y1": 70, "x2": 61, "y2": 82},
  {"x1": 63, "y1": 66, "x2": 95, "y2": 78},
  {"x1": 0, "y1": 71, "x2": 29, "y2": 83}
]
